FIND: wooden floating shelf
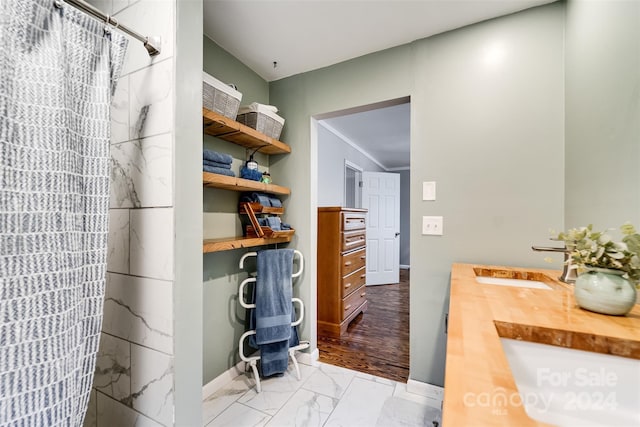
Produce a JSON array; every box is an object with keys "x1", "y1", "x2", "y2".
[
  {"x1": 203, "y1": 235, "x2": 293, "y2": 253},
  {"x1": 203, "y1": 172, "x2": 290, "y2": 195},
  {"x1": 203, "y1": 108, "x2": 291, "y2": 155},
  {"x1": 239, "y1": 202, "x2": 284, "y2": 215}
]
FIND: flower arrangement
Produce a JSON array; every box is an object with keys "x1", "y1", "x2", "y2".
[{"x1": 553, "y1": 222, "x2": 640, "y2": 284}]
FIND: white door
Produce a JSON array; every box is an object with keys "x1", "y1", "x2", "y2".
[{"x1": 361, "y1": 172, "x2": 400, "y2": 285}]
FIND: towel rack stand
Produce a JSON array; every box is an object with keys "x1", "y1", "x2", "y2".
[{"x1": 238, "y1": 250, "x2": 309, "y2": 393}]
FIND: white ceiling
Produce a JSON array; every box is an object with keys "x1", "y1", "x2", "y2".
[
  {"x1": 321, "y1": 101, "x2": 411, "y2": 170},
  {"x1": 203, "y1": 0, "x2": 555, "y2": 170}
]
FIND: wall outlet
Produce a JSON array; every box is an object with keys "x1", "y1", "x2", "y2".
[
  {"x1": 422, "y1": 216, "x2": 443, "y2": 235},
  {"x1": 423, "y1": 181, "x2": 436, "y2": 201}
]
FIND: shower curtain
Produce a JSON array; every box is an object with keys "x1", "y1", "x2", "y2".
[{"x1": 0, "y1": 1, "x2": 127, "y2": 425}]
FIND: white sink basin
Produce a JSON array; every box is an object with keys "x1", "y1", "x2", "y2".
[
  {"x1": 501, "y1": 338, "x2": 640, "y2": 426},
  {"x1": 475, "y1": 276, "x2": 552, "y2": 290}
]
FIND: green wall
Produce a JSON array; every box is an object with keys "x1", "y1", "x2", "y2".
[
  {"x1": 565, "y1": 0, "x2": 640, "y2": 230},
  {"x1": 202, "y1": 36, "x2": 272, "y2": 383},
  {"x1": 201, "y1": 0, "x2": 638, "y2": 389},
  {"x1": 270, "y1": 3, "x2": 565, "y2": 386}
]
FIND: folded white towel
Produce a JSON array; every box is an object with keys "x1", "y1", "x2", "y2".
[{"x1": 249, "y1": 102, "x2": 278, "y2": 113}]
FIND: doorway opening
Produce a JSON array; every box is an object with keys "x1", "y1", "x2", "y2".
[
  {"x1": 314, "y1": 97, "x2": 411, "y2": 382},
  {"x1": 344, "y1": 160, "x2": 362, "y2": 209}
]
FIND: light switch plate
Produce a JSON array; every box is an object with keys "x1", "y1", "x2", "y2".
[
  {"x1": 422, "y1": 216, "x2": 443, "y2": 235},
  {"x1": 423, "y1": 181, "x2": 436, "y2": 201}
]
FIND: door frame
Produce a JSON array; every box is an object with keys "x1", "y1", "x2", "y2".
[{"x1": 312, "y1": 97, "x2": 411, "y2": 367}]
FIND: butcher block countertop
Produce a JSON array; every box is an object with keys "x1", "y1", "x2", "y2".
[{"x1": 443, "y1": 263, "x2": 640, "y2": 426}]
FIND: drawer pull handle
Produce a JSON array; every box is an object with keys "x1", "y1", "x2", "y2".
[
  {"x1": 360, "y1": 255, "x2": 366, "y2": 259},
  {"x1": 360, "y1": 292, "x2": 366, "y2": 297},
  {"x1": 360, "y1": 274, "x2": 366, "y2": 279},
  {"x1": 344, "y1": 283, "x2": 352, "y2": 289},
  {"x1": 344, "y1": 261, "x2": 352, "y2": 266},
  {"x1": 344, "y1": 304, "x2": 352, "y2": 311}
]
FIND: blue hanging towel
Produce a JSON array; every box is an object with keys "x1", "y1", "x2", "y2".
[{"x1": 254, "y1": 249, "x2": 294, "y2": 377}]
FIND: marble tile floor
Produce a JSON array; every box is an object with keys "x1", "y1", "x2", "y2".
[{"x1": 202, "y1": 361, "x2": 442, "y2": 427}]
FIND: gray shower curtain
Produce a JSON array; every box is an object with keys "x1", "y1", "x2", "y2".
[{"x1": 0, "y1": 1, "x2": 127, "y2": 425}]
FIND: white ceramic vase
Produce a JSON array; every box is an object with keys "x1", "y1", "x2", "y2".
[{"x1": 574, "y1": 267, "x2": 637, "y2": 316}]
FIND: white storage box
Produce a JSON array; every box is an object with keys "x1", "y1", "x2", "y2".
[
  {"x1": 202, "y1": 72, "x2": 242, "y2": 119},
  {"x1": 236, "y1": 103, "x2": 285, "y2": 140}
]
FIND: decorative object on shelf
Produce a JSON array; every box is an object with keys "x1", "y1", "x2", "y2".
[
  {"x1": 202, "y1": 71, "x2": 242, "y2": 119},
  {"x1": 553, "y1": 223, "x2": 640, "y2": 315},
  {"x1": 240, "y1": 146, "x2": 267, "y2": 181},
  {"x1": 236, "y1": 102, "x2": 285, "y2": 140},
  {"x1": 203, "y1": 149, "x2": 235, "y2": 177},
  {"x1": 260, "y1": 172, "x2": 271, "y2": 184}
]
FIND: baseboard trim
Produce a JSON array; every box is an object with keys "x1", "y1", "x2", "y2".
[
  {"x1": 407, "y1": 379, "x2": 444, "y2": 403},
  {"x1": 296, "y1": 347, "x2": 319, "y2": 366},
  {"x1": 400, "y1": 265, "x2": 410, "y2": 270},
  {"x1": 202, "y1": 347, "x2": 319, "y2": 398},
  {"x1": 202, "y1": 360, "x2": 245, "y2": 399}
]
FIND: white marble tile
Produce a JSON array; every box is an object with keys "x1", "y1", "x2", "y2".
[
  {"x1": 237, "y1": 364, "x2": 316, "y2": 416},
  {"x1": 130, "y1": 344, "x2": 174, "y2": 426},
  {"x1": 83, "y1": 389, "x2": 97, "y2": 427},
  {"x1": 96, "y1": 391, "x2": 162, "y2": 427},
  {"x1": 103, "y1": 273, "x2": 173, "y2": 354},
  {"x1": 301, "y1": 363, "x2": 356, "y2": 399},
  {"x1": 110, "y1": 133, "x2": 173, "y2": 208},
  {"x1": 265, "y1": 388, "x2": 337, "y2": 427},
  {"x1": 128, "y1": 59, "x2": 174, "y2": 140},
  {"x1": 323, "y1": 377, "x2": 394, "y2": 427},
  {"x1": 111, "y1": 74, "x2": 129, "y2": 144},
  {"x1": 202, "y1": 375, "x2": 254, "y2": 425},
  {"x1": 205, "y1": 402, "x2": 270, "y2": 427},
  {"x1": 355, "y1": 372, "x2": 396, "y2": 387},
  {"x1": 130, "y1": 208, "x2": 174, "y2": 281},
  {"x1": 94, "y1": 334, "x2": 131, "y2": 400},
  {"x1": 374, "y1": 396, "x2": 442, "y2": 427},
  {"x1": 116, "y1": 0, "x2": 174, "y2": 76},
  {"x1": 107, "y1": 209, "x2": 129, "y2": 274}
]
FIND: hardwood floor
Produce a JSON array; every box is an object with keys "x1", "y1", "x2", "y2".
[{"x1": 318, "y1": 269, "x2": 410, "y2": 383}]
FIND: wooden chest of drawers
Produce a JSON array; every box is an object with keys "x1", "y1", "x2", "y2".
[{"x1": 317, "y1": 207, "x2": 368, "y2": 337}]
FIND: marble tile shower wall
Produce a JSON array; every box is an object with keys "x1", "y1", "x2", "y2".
[{"x1": 84, "y1": 1, "x2": 176, "y2": 426}]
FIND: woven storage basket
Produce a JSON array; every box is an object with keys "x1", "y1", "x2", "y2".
[
  {"x1": 202, "y1": 72, "x2": 242, "y2": 119},
  {"x1": 236, "y1": 104, "x2": 285, "y2": 140}
]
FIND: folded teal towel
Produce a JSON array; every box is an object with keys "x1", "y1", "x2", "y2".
[
  {"x1": 249, "y1": 192, "x2": 271, "y2": 206},
  {"x1": 203, "y1": 149, "x2": 233, "y2": 165},
  {"x1": 240, "y1": 167, "x2": 263, "y2": 181},
  {"x1": 266, "y1": 216, "x2": 281, "y2": 230},
  {"x1": 269, "y1": 196, "x2": 282, "y2": 208},
  {"x1": 203, "y1": 165, "x2": 235, "y2": 177},
  {"x1": 204, "y1": 159, "x2": 231, "y2": 169}
]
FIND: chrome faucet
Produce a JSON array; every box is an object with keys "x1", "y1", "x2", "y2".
[{"x1": 531, "y1": 245, "x2": 577, "y2": 284}]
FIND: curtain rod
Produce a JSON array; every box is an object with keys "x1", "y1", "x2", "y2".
[{"x1": 55, "y1": 0, "x2": 161, "y2": 56}]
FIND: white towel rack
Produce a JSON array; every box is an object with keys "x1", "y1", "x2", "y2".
[{"x1": 238, "y1": 250, "x2": 309, "y2": 393}]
